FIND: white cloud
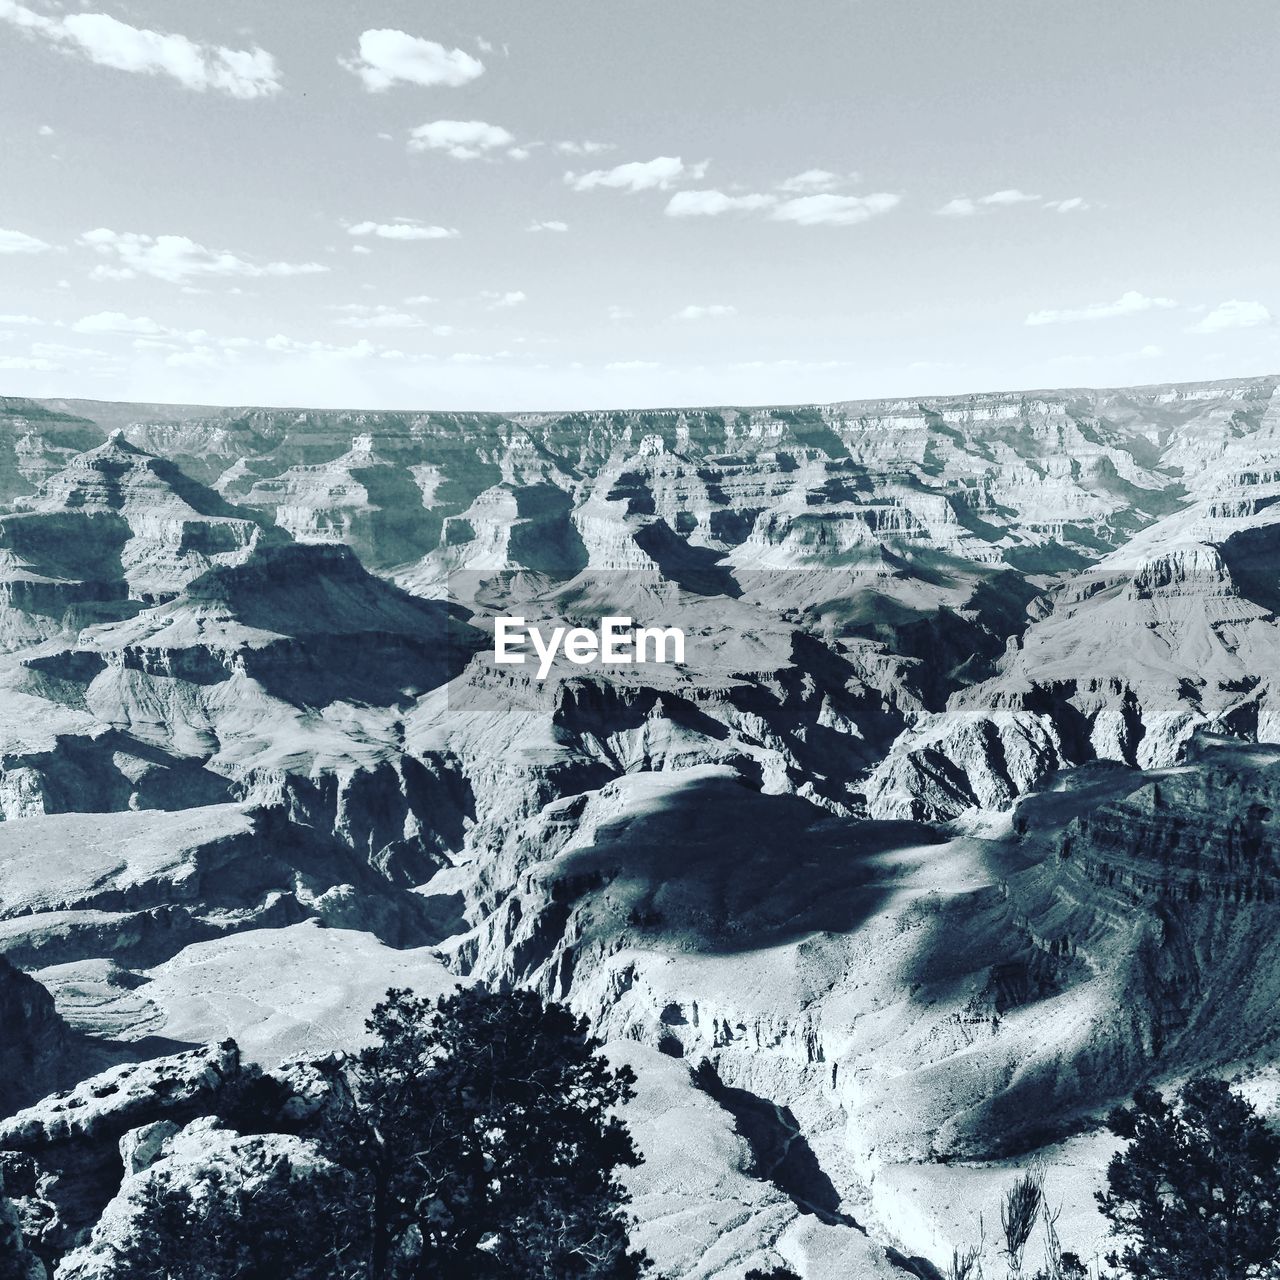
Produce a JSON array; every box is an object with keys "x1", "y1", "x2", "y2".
[
  {"x1": 606, "y1": 305, "x2": 633, "y2": 322},
  {"x1": 403, "y1": 294, "x2": 437, "y2": 305},
  {"x1": 347, "y1": 220, "x2": 459, "y2": 241},
  {"x1": 1025, "y1": 291, "x2": 1178, "y2": 326},
  {"x1": 0, "y1": 313, "x2": 48, "y2": 325},
  {"x1": 1189, "y1": 299, "x2": 1273, "y2": 334},
  {"x1": 331, "y1": 304, "x2": 428, "y2": 330},
  {"x1": 352, "y1": 244, "x2": 373, "y2": 255},
  {"x1": 980, "y1": 188, "x2": 1041, "y2": 206},
  {"x1": 72, "y1": 310, "x2": 166, "y2": 335},
  {"x1": 408, "y1": 119, "x2": 516, "y2": 160},
  {"x1": 769, "y1": 192, "x2": 900, "y2": 227},
  {"x1": 555, "y1": 140, "x2": 614, "y2": 155},
  {"x1": 0, "y1": 226, "x2": 51, "y2": 254},
  {"x1": 528, "y1": 220, "x2": 568, "y2": 233},
  {"x1": 0, "y1": 1, "x2": 281, "y2": 98},
  {"x1": 567, "y1": 156, "x2": 705, "y2": 193},
  {"x1": 664, "y1": 177, "x2": 897, "y2": 225},
  {"x1": 778, "y1": 169, "x2": 844, "y2": 193},
  {"x1": 342, "y1": 29, "x2": 483, "y2": 92},
  {"x1": 673, "y1": 304, "x2": 736, "y2": 321},
  {"x1": 37, "y1": 124, "x2": 54, "y2": 136},
  {"x1": 88, "y1": 263, "x2": 137, "y2": 281},
  {"x1": 78, "y1": 228, "x2": 327, "y2": 283},
  {"x1": 664, "y1": 189, "x2": 776, "y2": 217},
  {"x1": 939, "y1": 189, "x2": 1052, "y2": 216},
  {"x1": 482, "y1": 290, "x2": 526, "y2": 309},
  {"x1": 1044, "y1": 197, "x2": 1090, "y2": 213},
  {"x1": 606, "y1": 359, "x2": 660, "y2": 371}
]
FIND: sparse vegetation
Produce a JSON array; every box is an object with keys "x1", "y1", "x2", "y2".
[{"x1": 946, "y1": 1164, "x2": 1089, "y2": 1280}]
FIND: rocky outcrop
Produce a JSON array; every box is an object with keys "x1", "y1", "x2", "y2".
[
  {"x1": 0, "y1": 1040, "x2": 348, "y2": 1269},
  {"x1": 0, "y1": 959, "x2": 76, "y2": 1119},
  {"x1": 56, "y1": 1119, "x2": 347, "y2": 1280},
  {"x1": 0, "y1": 1043, "x2": 244, "y2": 1259},
  {"x1": 863, "y1": 710, "x2": 1067, "y2": 820}
]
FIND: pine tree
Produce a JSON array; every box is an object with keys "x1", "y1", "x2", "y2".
[
  {"x1": 1098, "y1": 1076, "x2": 1280, "y2": 1280},
  {"x1": 328, "y1": 985, "x2": 650, "y2": 1280}
]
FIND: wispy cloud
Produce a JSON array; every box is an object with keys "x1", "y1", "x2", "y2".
[
  {"x1": 665, "y1": 190, "x2": 776, "y2": 217},
  {"x1": 527, "y1": 220, "x2": 569, "y2": 233},
  {"x1": 939, "y1": 189, "x2": 1088, "y2": 217},
  {"x1": 567, "y1": 156, "x2": 705, "y2": 193},
  {"x1": 408, "y1": 119, "x2": 517, "y2": 160},
  {"x1": 981, "y1": 188, "x2": 1041, "y2": 206},
  {"x1": 0, "y1": 227, "x2": 51, "y2": 255},
  {"x1": 1025, "y1": 291, "x2": 1177, "y2": 326},
  {"x1": 347, "y1": 220, "x2": 459, "y2": 241},
  {"x1": 606, "y1": 359, "x2": 660, "y2": 371},
  {"x1": 341, "y1": 29, "x2": 483, "y2": 91},
  {"x1": 1188, "y1": 299, "x2": 1273, "y2": 334},
  {"x1": 555, "y1": 140, "x2": 614, "y2": 156},
  {"x1": 0, "y1": 1, "x2": 281, "y2": 98},
  {"x1": 72, "y1": 311, "x2": 167, "y2": 335},
  {"x1": 78, "y1": 229, "x2": 327, "y2": 283},
  {"x1": 770, "y1": 192, "x2": 900, "y2": 227},
  {"x1": 259, "y1": 334, "x2": 438, "y2": 365},
  {"x1": 330, "y1": 304, "x2": 429, "y2": 330},
  {"x1": 665, "y1": 177, "x2": 899, "y2": 227},
  {"x1": 482, "y1": 290, "x2": 527, "y2": 309},
  {"x1": 777, "y1": 169, "x2": 848, "y2": 193},
  {"x1": 673, "y1": 304, "x2": 736, "y2": 321}
]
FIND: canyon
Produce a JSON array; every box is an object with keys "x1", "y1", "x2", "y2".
[{"x1": 1, "y1": 375, "x2": 1279, "y2": 1277}]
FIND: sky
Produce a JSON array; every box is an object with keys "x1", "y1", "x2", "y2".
[{"x1": 1, "y1": 0, "x2": 1277, "y2": 412}]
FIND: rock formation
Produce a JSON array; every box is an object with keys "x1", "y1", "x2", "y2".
[{"x1": 1, "y1": 375, "x2": 1280, "y2": 1276}]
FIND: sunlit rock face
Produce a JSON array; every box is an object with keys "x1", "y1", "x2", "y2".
[{"x1": 1, "y1": 376, "x2": 1280, "y2": 1277}]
